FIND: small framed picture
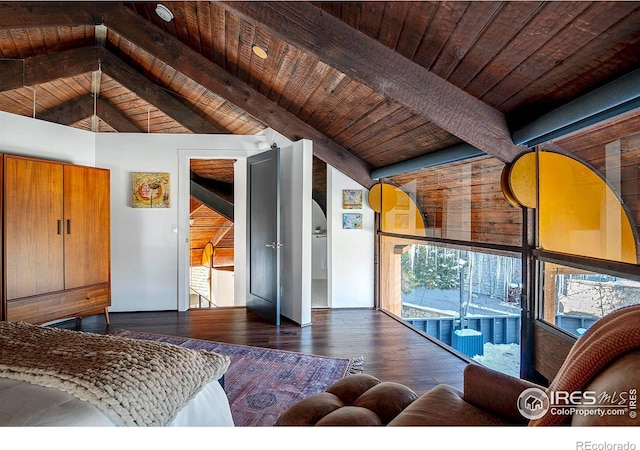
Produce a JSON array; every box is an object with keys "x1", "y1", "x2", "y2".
[
  {"x1": 342, "y1": 189, "x2": 363, "y2": 209},
  {"x1": 343, "y1": 213, "x2": 362, "y2": 229},
  {"x1": 132, "y1": 172, "x2": 170, "y2": 208}
]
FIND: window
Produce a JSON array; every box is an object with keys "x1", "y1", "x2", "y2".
[
  {"x1": 530, "y1": 111, "x2": 640, "y2": 337},
  {"x1": 381, "y1": 238, "x2": 522, "y2": 377},
  {"x1": 539, "y1": 261, "x2": 640, "y2": 337}
]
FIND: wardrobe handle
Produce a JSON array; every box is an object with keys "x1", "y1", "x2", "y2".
[
  {"x1": 67, "y1": 219, "x2": 71, "y2": 235},
  {"x1": 57, "y1": 220, "x2": 62, "y2": 235}
]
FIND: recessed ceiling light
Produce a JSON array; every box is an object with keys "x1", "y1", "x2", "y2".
[
  {"x1": 155, "y1": 4, "x2": 174, "y2": 22},
  {"x1": 252, "y1": 44, "x2": 268, "y2": 59}
]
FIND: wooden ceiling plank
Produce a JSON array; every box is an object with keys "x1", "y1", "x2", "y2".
[
  {"x1": 375, "y1": 2, "x2": 411, "y2": 51},
  {"x1": 322, "y1": 90, "x2": 385, "y2": 139},
  {"x1": 464, "y1": 2, "x2": 591, "y2": 102},
  {"x1": 265, "y1": 41, "x2": 303, "y2": 105},
  {"x1": 317, "y1": 83, "x2": 376, "y2": 139},
  {"x1": 97, "y1": 47, "x2": 224, "y2": 134},
  {"x1": 297, "y1": 68, "x2": 346, "y2": 122},
  {"x1": 278, "y1": 53, "x2": 326, "y2": 112},
  {"x1": 411, "y1": 1, "x2": 469, "y2": 71},
  {"x1": 447, "y1": 1, "x2": 543, "y2": 91},
  {"x1": 305, "y1": 78, "x2": 358, "y2": 130},
  {"x1": 484, "y1": 2, "x2": 639, "y2": 111},
  {"x1": 236, "y1": 19, "x2": 256, "y2": 85},
  {"x1": 100, "y1": 4, "x2": 374, "y2": 187},
  {"x1": 393, "y1": 2, "x2": 438, "y2": 61},
  {"x1": 354, "y1": 1, "x2": 385, "y2": 41},
  {"x1": 501, "y1": 6, "x2": 640, "y2": 116},
  {"x1": 221, "y1": 1, "x2": 525, "y2": 163},
  {"x1": 430, "y1": 1, "x2": 502, "y2": 80}
]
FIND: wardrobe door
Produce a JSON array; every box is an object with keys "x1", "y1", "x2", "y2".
[
  {"x1": 4, "y1": 156, "x2": 64, "y2": 299},
  {"x1": 63, "y1": 164, "x2": 110, "y2": 289}
]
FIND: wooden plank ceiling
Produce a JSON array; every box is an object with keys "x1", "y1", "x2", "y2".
[{"x1": 1, "y1": 1, "x2": 639, "y2": 268}]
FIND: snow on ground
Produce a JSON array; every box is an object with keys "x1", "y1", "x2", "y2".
[{"x1": 473, "y1": 343, "x2": 521, "y2": 378}]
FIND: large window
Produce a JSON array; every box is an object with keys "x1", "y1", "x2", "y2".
[{"x1": 381, "y1": 238, "x2": 522, "y2": 376}]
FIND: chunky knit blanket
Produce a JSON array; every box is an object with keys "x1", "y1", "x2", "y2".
[
  {"x1": 529, "y1": 304, "x2": 640, "y2": 426},
  {"x1": 0, "y1": 321, "x2": 230, "y2": 426}
]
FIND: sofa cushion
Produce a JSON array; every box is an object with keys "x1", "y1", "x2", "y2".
[
  {"x1": 388, "y1": 384, "x2": 511, "y2": 426},
  {"x1": 276, "y1": 374, "x2": 418, "y2": 426}
]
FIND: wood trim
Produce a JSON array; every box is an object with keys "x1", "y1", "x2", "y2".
[
  {"x1": 220, "y1": 1, "x2": 527, "y2": 164},
  {"x1": 6, "y1": 283, "x2": 111, "y2": 325},
  {"x1": 533, "y1": 320, "x2": 575, "y2": 382},
  {"x1": 534, "y1": 249, "x2": 640, "y2": 281}
]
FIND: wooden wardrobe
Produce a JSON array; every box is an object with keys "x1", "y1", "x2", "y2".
[{"x1": 2, "y1": 154, "x2": 111, "y2": 325}]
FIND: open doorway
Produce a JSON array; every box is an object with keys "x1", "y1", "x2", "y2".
[
  {"x1": 312, "y1": 156, "x2": 328, "y2": 308},
  {"x1": 189, "y1": 159, "x2": 236, "y2": 309}
]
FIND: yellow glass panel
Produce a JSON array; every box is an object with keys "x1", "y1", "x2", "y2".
[
  {"x1": 369, "y1": 183, "x2": 426, "y2": 236},
  {"x1": 538, "y1": 151, "x2": 637, "y2": 263},
  {"x1": 201, "y1": 242, "x2": 214, "y2": 267},
  {"x1": 508, "y1": 151, "x2": 537, "y2": 208}
]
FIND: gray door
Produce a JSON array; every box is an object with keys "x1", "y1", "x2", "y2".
[{"x1": 246, "y1": 146, "x2": 281, "y2": 324}]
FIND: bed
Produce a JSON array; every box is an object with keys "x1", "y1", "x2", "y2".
[{"x1": 0, "y1": 321, "x2": 234, "y2": 427}]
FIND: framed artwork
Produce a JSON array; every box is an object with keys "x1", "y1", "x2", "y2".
[
  {"x1": 343, "y1": 213, "x2": 362, "y2": 230},
  {"x1": 132, "y1": 172, "x2": 170, "y2": 208},
  {"x1": 342, "y1": 189, "x2": 363, "y2": 209}
]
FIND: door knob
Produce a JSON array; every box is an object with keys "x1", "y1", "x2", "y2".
[{"x1": 265, "y1": 242, "x2": 283, "y2": 248}]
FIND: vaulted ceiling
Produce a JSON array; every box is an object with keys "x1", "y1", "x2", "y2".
[
  {"x1": 2, "y1": 1, "x2": 639, "y2": 187},
  {"x1": 1, "y1": 1, "x2": 639, "y2": 269}
]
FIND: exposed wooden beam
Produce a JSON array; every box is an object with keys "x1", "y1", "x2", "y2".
[
  {"x1": 0, "y1": 2, "x2": 99, "y2": 28},
  {"x1": 97, "y1": 47, "x2": 225, "y2": 134},
  {"x1": 0, "y1": 44, "x2": 224, "y2": 134},
  {"x1": 37, "y1": 96, "x2": 93, "y2": 125},
  {"x1": 220, "y1": 1, "x2": 528, "y2": 163},
  {"x1": 36, "y1": 94, "x2": 143, "y2": 132},
  {"x1": 190, "y1": 179, "x2": 234, "y2": 222},
  {"x1": 99, "y1": 5, "x2": 375, "y2": 188},
  {"x1": 97, "y1": 97, "x2": 144, "y2": 132},
  {"x1": 0, "y1": 46, "x2": 100, "y2": 92}
]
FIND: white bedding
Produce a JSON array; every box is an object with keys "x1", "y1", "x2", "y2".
[{"x1": 0, "y1": 377, "x2": 234, "y2": 427}]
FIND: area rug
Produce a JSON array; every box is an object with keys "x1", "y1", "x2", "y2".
[{"x1": 112, "y1": 329, "x2": 364, "y2": 427}]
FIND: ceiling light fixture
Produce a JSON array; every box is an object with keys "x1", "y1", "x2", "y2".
[
  {"x1": 252, "y1": 44, "x2": 268, "y2": 60},
  {"x1": 155, "y1": 4, "x2": 174, "y2": 22}
]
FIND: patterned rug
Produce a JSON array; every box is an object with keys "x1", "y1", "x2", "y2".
[{"x1": 112, "y1": 330, "x2": 364, "y2": 427}]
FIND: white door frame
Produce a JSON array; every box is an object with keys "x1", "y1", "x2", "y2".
[{"x1": 177, "y1": 147, "x2": 262, "y2": 311}]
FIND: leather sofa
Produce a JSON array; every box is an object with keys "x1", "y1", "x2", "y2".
[{"x1": 276, "y1": 304, "x2": 640, "y2": 426}]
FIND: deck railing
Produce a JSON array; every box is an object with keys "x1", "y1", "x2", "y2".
[{"x1": 404, "y1": 313, "x2": 598, "y2": 347}]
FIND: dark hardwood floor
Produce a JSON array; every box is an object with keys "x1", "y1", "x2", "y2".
[{"x1": 53, "y1": 307, "x2": 470, "y2": 395}]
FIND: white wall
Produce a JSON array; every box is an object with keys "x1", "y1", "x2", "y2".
[
  {"x1": 96, "y1": 132, "x2": 266, "y2": 312},
  {"x1": 0, "y1": 112, "x2": 94, "y2": 166},
  {"x1": 211, "y1": 269, "x2": 234, "y2": 306},
  {"x1": 328, "y1": 166, "x2": 375, "y2": 308}
]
